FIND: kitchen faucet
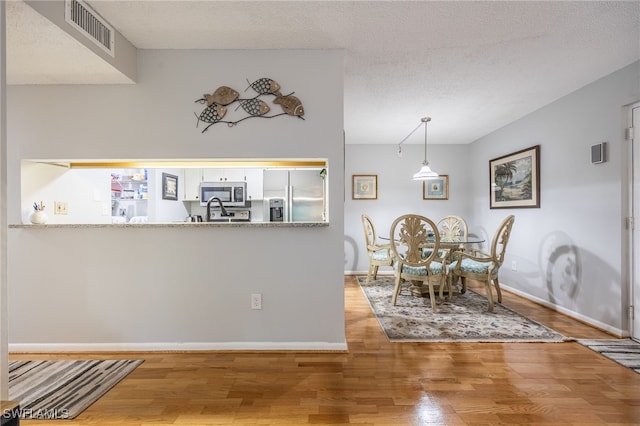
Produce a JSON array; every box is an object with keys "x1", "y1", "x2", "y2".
[{"x1": 206, "y1": 196, "x2": 230, "y2": 221}]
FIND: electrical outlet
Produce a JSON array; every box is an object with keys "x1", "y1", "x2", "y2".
[
  {"x1": 251, "y1": 293, "x2": 262, "y2": 310},
  {"x1": 54, "y1": 201, "x2": 68, "y2": 215},
  {"x1": 511, "y1": 260, "x2": 517, "y2": 271}
]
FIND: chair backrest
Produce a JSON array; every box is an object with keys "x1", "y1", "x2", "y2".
[
  {"x1": 490, "y1": 215, "x2": 515, "y2": 267},
  {"x1": 361, "y1": 214, "x2": 378, "y2": 251},
  {"x1": 389, "y1": 214, "x2": 440, "y2": 266},
  {"x1": 437, "y1": 215, "x2": 468, "y2": 240}
]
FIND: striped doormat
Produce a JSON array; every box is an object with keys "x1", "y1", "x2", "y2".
[
  {"x1": 578, "y1": 339, "x2": 640, "y2": 374},
  {"x1": 9, "y1": 359, "x2": 143, "y2": 419}
]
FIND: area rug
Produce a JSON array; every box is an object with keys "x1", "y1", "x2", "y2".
[
  {"x1": 358, "y1": 276, "x2": 568, "y2": 342},
  {"x1": 578, "y1": 339, "x2": 640, "y2": 374},
  {"x1": 8, "y1": 359, "x2": 143, "y2": 419}
]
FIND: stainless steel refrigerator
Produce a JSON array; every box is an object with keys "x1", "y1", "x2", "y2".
[{"x1": 263, "y1": 169, "x2": 326, "y2": 222}]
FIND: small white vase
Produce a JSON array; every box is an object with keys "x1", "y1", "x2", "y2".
[{"x1": 29, "y1": 210, "x2": 48, "y2": 224}]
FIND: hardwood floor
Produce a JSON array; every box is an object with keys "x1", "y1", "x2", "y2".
[{"x1": 11, "y1": 275, "x2": 640, "y2": 425}]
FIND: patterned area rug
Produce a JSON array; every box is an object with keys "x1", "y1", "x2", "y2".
[
  {"x1": 578, "y1": 339, "x2": 640, "y2": 374},
  {"x1": 358, "y1": 276, "x2": 568, "y2": 342},
  {"x1": 9, "y1": 359, "x2": 143, "y2": 419}
]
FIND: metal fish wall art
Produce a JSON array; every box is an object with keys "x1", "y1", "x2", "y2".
[
  {"x1": 246, "y1": 78, "x2": 281, "y2": 96},
  {"x1": 237, "y1": 99, "x2": 270, "y2": 116},
  {"x1": 201, "y1": 86, "x2": 239, "y2": 106},
  {"x1": 193, "y1": 77, "x2": 304, "y2": 132},
  {"x1": 273, "y1": 94, "x2": 304, "y2": 116},
  {"x1": 194, "y1": 104, "x2": 227, "y2": 132}
]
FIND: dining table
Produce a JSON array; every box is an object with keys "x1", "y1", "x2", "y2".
[
  {"x1": 381, "y1": 235, "x2": 485, "y2": 297},
  {"x1": 380, "y1": 235, "x2": 485, "y2": 249}
]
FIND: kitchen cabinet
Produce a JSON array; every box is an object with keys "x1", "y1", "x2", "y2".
[
  {"x1": 245, "y1": 168, "x2": 263, "y2": 200},
  {"x1": 203, "y1": 168, "x2": 245, "y2": 182},
  {"x1": 183, "y1": 168, "x2": 203, "y2": 201},
  {"x1": 183, "y1": 168, "x2": 263, "y2": 201}
]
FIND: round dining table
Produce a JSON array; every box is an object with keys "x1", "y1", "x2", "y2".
[{"x1": 380, "y1": 235, "x2": 485, "y2": 297}]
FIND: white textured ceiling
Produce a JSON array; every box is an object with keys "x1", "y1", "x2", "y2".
[
  {"x1": 6, "y1": 0, "x2": 640, "y2": 144},
  {"x1": 6, "y1": 0, "x2": 133, "y2": 84}
]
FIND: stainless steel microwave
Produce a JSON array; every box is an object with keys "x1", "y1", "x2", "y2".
[{"x1": 199, "y1": 182, "x2": 247, "y2": 207}]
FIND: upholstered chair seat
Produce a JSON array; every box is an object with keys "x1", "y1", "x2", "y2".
[
  {"x1": 372, "y1": 249, "x2": 391, "y2": 262},
  {"x1": 396, "y1": 261, "x2": 445, "y2": 276},
  {"x1": 448, "y1": 258, "x2": 495, "y2": 275}
]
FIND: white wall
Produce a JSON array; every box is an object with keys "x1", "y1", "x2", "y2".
[
  {"x1": 20, "y1": 163, "x2": 112, "y2": 224},
  {"x1": 7, "y1": 49, "x2": 345, "y2": 350},
  {"x1": 470, "y1": 61, "x2": 640, "y2": 334}
]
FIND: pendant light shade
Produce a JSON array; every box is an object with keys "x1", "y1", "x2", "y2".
[
  {"x1": 397, "y1": 116, "x2": 439, "y2": 180},
  {"x1": 412, "y1": 117, "x2": 438, "y2": 180},
  {"x1": 412, "y1": 164, "x2": 438, "y2": 180}
]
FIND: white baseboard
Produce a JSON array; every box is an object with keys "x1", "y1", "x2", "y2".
[
  {"x1": 501, "y1": 284, "x2": 626, "y2": 337},
  {"x1": 9, "y1": 341, "x2": 349, "y2": 353}
]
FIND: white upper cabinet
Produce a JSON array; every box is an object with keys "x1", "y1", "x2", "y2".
[
  {"x1": 183, "y1": 168, "x2": 263, "y2": 201},
  {"x1": 244, "y1": 168, "x2": 263, "y2": 200},
  {"x1": 183, "y1": 168, "x2": 203, "y2": 201},
  {"x1": 203, "y1": 168, "x2": 245, "y2": 182}
]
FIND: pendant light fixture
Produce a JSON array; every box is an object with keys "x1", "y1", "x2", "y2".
[
  {"x1": 412, "y1": 117, "x2": 438, "y2": 180},
  {"x1": 397, "y1": 116, "x2": 438, "y2": 180}
]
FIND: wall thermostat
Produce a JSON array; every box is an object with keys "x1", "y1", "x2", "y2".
[{"x1": 591, "y1": 142, "x2": 606, "y2": 164}]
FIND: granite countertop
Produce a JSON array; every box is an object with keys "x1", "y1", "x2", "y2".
[{"x1": 10, "y1": 221, "x2": 329, "y2": 229}]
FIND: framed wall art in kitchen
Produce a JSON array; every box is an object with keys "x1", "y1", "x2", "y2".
[
  {"x1": 423, "y1": 175, "x2": 449, "y2": 200},
  {"x1": 162, "y1": 173, "x2": 178, "y2": 201},
  {"x1": 490, "y1": 145, "x2": 540, "y2": 209},
  {"x1": 352, "y1": 175, "x2": 377, "y2": 200}
]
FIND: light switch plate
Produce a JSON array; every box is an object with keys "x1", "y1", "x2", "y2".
[{"x1": 54, "y1": 201, "x2": 68, "y2": 215}]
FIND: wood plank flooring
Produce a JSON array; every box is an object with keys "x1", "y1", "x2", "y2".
[{"x1": 11, "y1": 275, "x2": 640, "y2": 425}]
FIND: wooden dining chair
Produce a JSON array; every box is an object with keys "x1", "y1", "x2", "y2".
[
  {"x1": 435, "y1": 215, "x2": 469, "y2": 290},
  {"x1": 361, "y1": 214, "x2": 393, "y2": 284},
  {"x1": 450, "y1": 215, "x2": 515, "y2": 312},
  {"x1": 438, "y1": 215, "x2": 468, "y2": 241},
  {"x1": 389, "y1": 214, "x2": 449, "y2": 312},
  {"x1": 423, "y1": 215, "x2": 468, "y2": 257}
]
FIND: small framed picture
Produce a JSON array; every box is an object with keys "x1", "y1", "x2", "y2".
[
  {"x1": 423, "y1": 175, "x2": 449, "y2": 200},
  {"x1": 352, "y1": 175, "x2": 378, "y2": 200},
  {"x1": 162, "y1": 173, "x2": 178, "y2": 201}
]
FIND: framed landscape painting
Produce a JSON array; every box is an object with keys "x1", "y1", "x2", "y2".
[
  {"x1": 423, "y1": 175, "x2": 449, "y2": 200},
  {"x1": 490, "y1": 145, "x2": 540, "y2": 209}
]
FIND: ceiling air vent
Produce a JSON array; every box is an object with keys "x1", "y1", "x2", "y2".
[{"x1": 65, "y1": 0, "x2": 115, "y2": 57}]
